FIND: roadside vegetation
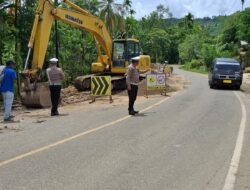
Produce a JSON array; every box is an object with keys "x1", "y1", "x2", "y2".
[{"x1": 1, "y1": 0, "x2": 250, "y2": 85}]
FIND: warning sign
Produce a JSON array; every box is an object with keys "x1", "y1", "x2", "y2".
[
  {"x1": 91, "y1": 76, "x2": 111, "y2": 96},
  {"x1": 146, "y1": 74, "x2": 166, "y2": 90},
  {"x1": 90, "y1": 76, "x2": 113, "y2": 104}
]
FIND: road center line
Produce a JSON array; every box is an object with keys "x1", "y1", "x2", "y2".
[
  {"x1": 222, "y1": 92, "x2": 247, "y2": 190},
  {"x1": 0, "y1": 96, "x2": 170, "y2": 167}
]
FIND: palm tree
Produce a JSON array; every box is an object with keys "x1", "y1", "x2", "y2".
[
  {"x1": 123, "y1": 0, "x2": 137, "y2": 18},
  {"x1": 81, "y1": 0, "x2": 100, "y2": 15},
  {"x1": 99, "y1": 0, "x2": 124, "y2": 34},
  {"x1": 241, "y1": 0, "x2": 245, "y2": 11},
  {"x1": 129, "y1": 9, "x2": 136, "y2": 17},
  {"x1": 122, "y1": 0, "x2": 132, "y2": 16}
]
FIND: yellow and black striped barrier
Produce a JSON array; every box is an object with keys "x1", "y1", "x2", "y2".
[{"x1": 90, "y1": 76, "x2": 113, "y2": 103}]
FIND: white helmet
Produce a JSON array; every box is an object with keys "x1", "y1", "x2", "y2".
[{"x1": 49, "y1": 58, "x2": 58, "y2": 63}]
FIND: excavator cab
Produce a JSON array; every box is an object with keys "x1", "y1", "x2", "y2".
[{"x1": 112, "y1": 39, "x2": 140, "y2": 73}]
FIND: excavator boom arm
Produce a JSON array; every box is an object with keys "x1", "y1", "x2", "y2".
[
  {"x1": 27, "y1": 0, "x2": 112, "y2": 76},
  {"x1": 52, "y1": 7, "x2": 112, "y2": 60}
]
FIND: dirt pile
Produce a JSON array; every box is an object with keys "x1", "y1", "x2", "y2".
[
  {"x1": 0, "y1": 100, "x2": 23, "y2": 112},
  {"x1": 117, "y1": 74, "x2": 190, "y2": 97},
  {"x1": 0, "y1": 73, "x2": 190, "y2": 117},
  {"x1": 61, "y1": 86, "x2": 92, "y2": 105},
  {"x1": 59, "y1": 73, "x2": 190, "y2": 106},
  {"x1": 242, "y1": 74, "x2": 250, "y2": 97}
]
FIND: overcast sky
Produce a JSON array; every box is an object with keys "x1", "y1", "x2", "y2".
[{"x1": 121, "y1": 0, "x2": 250, "y2": 19}]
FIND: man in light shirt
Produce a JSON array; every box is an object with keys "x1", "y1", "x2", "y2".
[
  {"x1": 126, "y1": 56, "x2": 149, "y2": 115},
  {"x1": 46, "y1": 58, "x2": 65, "y2": 116}
]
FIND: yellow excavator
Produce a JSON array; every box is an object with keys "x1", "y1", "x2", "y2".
[{"x1": 21, "y1": 0, "x2": 151, "y2": 107}]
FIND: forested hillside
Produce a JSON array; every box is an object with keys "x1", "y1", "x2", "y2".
[{"x1": 1, "y1": 0, "x2": 250, "y2": 85}]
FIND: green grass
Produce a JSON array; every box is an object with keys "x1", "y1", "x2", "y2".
[
  {"x1": 180, "y1": 65, "x2": 208, "y2": 75},
  {"x1": 245, "y1": 67, "x2": 250, "y2": 73}
]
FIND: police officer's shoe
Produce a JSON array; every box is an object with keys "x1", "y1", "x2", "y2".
[
  {"x1": 51, "y1": 111, "x2": 59, "y2": 116},
  {"x1": 129, "y1": 111, "x2": 135, "y2": 116},
  {"x1": 133, "y1": 110, "x2": 139, "y2": 114}
]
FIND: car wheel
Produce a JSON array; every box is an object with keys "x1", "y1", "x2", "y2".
[
  {"x1": 235, "y1": 85, "x2": 241, "y2": 90},
  {"x1": 210, "y1": 81, "x2": 216, "y2": 89},
  {"x1": 209, "y1": 81, "x2": 213, "y2": 89}
]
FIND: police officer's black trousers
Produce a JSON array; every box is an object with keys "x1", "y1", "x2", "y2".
[
  {"x1": 49, "y1": 85, "x2": 61, "y2": 115},
  {"x1": 128, "y1": 84, "x2": 138, "y2": 112}
]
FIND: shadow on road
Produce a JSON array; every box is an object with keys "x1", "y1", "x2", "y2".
[
  {"x1": 133, "y1": 113, "x2": 147, "y2": 117},
  {"x1": 211, "y1": 86, "x2": 241, "y2": 91},
  {"x1": 56, "y1": 113, "x2": 69, "y2": 117},
  {"x1": 133, "y1": 111, "x2": 157, "y2": 117}
]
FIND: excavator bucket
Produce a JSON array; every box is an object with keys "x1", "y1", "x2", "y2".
[
  {"x1": 74, "y1": 75, "x2": 92, "y2": 91},
  {"x1": 21, "y1": 82, "x2": 51, "y2": 108}
]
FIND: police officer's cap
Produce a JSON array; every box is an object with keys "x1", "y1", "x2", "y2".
[
  {"x1": 49, "y1": 58, "x2": 58, "y2": 64},
  {"x1": 131, "y1": 56, "x2": 140, "y2": 63}
]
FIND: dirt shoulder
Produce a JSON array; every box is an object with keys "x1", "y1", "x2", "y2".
[
  {"x1": 241, "y1": 73, "x2": 250, "y2": 98},
  {"x1": 0, "y1": 73, "x2": 190, "y2": 133}
]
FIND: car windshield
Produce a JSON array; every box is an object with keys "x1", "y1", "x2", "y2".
[{"x1": 215, "y1": 62, "x2": 241, "y2": 72}]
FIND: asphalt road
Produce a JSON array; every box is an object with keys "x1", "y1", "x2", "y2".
[{"x1": 0, "y1": 68, "x2": 248, "y2": 190}]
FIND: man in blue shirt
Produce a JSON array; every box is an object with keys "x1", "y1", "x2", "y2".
[{"x1": 0, "y1": 60, "x2": 17, "y2": 122}]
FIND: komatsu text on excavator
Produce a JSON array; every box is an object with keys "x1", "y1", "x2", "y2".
[{"x1": 22, "y1": 0, "x2": 151, "y2": 107}]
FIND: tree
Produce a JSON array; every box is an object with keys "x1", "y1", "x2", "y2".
[
  {"x1": 177, "y1": 12, "x2": 197, "y2": 43},
  {"x1": 143, "y1": 28, "x2": 170, "y2": 63},
  {"x1": 219, "y1": 12, "x2": 240, "y2": 44},
  {"x1": 179, "y1": 33, "x2": 203, "y2": 64},
  {"x1": 124, "y1": 16, "x2": 138, "y2": 38},
  {"x1": 99, "y1": 0, "x2": 125, "y2": 34},
  {"x1": 156, "y1": 4, "x2": 172, "y2": 19},
  {"x1": 238, "y1": 8, "x2": 250, "y2": 42},
  {"x1": 18, "y1": 0, "x2": 37, "y2": 66},
  {"x1": 75, "y1": 0, "x2": 100, "y2": 15},
  {"x1": 166, "y1": 27, "x2": 180, "y2": 64},
  {"x1": 141, "y1": 4, "x2": 172, "y2": 30},
  {"x1": 129, "y1": 9, "x2": 135, "y2": 17},
  {"x1": 122, "y1": 0, "x2": 135, "y2": 38},
  {"x1": 0, "y1": 0, "x2": 16, "y2": 65},
  {"x1": 221, "y1": 27, "x2": 238, "y2": 44},
  {"x1": 201, "y1": 44, "x2": 218, "y2": 68},
  {"x1": 241, "y1": 0, "x2": 245, "y2": 11},
  {"x1": 184, "y1": 12, "x2": 194, "y2": 30},
  {"x1": 122, "y1": 0, "x2": 132, "y2": 16}
]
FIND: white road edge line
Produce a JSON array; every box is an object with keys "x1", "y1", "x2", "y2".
[
  {"x1": 222, "y1": 92, "x2": 247, "y2": 190},
  {"x1": 0, "y1": 96, "x2": 170, "y2": 167}
]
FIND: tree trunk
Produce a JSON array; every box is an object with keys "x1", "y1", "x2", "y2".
[{"x1": 15, "y1": 0, "x2": 21, "y2": 96}]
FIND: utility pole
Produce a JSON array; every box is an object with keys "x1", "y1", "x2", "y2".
[
  {"x1": 15, "y1": 0, "x2": 21, "y2": 96},
  {"x1": 54, "y1": 0, "x2": 59, "y2": 60}
]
